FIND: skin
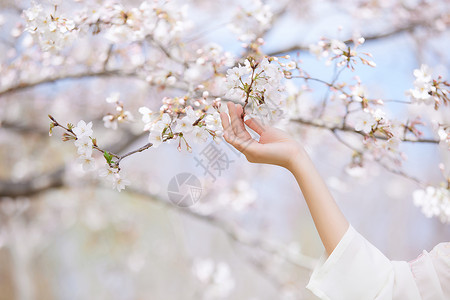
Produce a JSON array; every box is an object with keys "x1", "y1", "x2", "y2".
[{"x1": 219, "y1": 102, "x2": 349, "y2": 256}]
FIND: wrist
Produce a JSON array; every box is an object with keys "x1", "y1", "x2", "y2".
[{"x1": 285, "y1": 143, "x2": 307, "y2": 173}]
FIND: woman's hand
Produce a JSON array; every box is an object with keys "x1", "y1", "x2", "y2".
[
  {"x1": 221, "y1": 102, "x2": 349, "y2": 256},
  {"x1": 219, "y1": 102, "x2": 303, "y2": 170}
]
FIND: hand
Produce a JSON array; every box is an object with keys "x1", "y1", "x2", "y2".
[{"x1": 219, "y1": 102, "x2": 303, "y2": 170}]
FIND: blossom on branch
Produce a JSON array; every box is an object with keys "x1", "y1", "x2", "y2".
[
  {"x1": 23, "y1": 1, "x2": 77, "y2": 52},
  {"x1": 354, "y1": 111, "x2": 376, "y2": 134},
  {"x1": 73, "y1": 120, "x2": 93, "y2": 138},
  {"x1": 112, "y1": 173, "x2": 131, "y2": 192},
  {"x1": 74, "y1": 136, "x2": 93, "y2": 157},
  {"x1": 308, "y1": 35, "x2": 376, "y2": 70},
  {"x1": 407, "y1": 64, "x2": 450, "y2": 109},
  {"x1": 77, "y1": 154, "x2": 96, "y2": 172},
  {"x1": 413, "y1": 186, "x2": 450, "y2": 223},
  {"x1": 228, "y1": 0, "x2": 273, "y2": 42},
  {"x1": 225, "y1": 57, "x2": 286, "y2": 124}
]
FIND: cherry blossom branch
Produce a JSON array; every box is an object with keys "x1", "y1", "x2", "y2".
[
  {"x1": 291, "y1": 117, "x2": 440, "y2": 144},
  {"x1": 146, "y1": 36, "x2": 188, "y2": 67},
  {"x1": 0, "y1": 130, "x2": 146, "y2": 198},
  {"x1": 49, "y1": 115, "x2": 119, "y2": 158},
  {"x1": 267, "y1": 21, "x2": 434, "y2": 57},
  {"x1": 318, "y1": 65, "x2": 346, "y2": 117},
  {"x1": 330, "y1": 129, "x2": 423, "y2": 185},
  {"x1": 0, "y1": 70, "x2": 141, "y2": 98},
  {"x1": 49, "y1": 115, "x2": 155, "y2": 171}
]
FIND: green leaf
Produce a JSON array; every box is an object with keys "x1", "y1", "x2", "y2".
[{"x1": 103, "y1": 151, "x2": 113, "y2": 164}]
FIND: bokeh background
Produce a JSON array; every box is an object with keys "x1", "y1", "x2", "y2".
[{"x1": 0, "y1": 0, "x2": 449, "y2": 299}]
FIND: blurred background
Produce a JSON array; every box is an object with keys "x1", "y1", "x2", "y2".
[{"x1": 0, "y1": 0, "x2": 449, "y2": 299}]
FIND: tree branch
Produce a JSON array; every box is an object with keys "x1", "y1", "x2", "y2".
[
  {"x1": 0, "y1": 168, "x2": 65, "y2": 198},
  {"x1": 0, "y1": 131, "x2": 146, "y2": 198},
  {"x1": 267, "y1": 21, "x2": 428, "y2": 57},
  {"x1": 125, "y1": 187, "x2": 317, "y2": 271},
  {"x1": 330, "y1": 129, "x2": 423, "y2": 185},
  {"x1": 0, "y1": 70, "x2": 141, "y2": 98},
  {"x1": 291, "y1": 117, "x2": 439, "y2": 144}
]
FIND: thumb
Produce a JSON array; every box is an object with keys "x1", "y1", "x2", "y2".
[{"x1": 243, "y1": 115, "x2": 266, "y2": 135}]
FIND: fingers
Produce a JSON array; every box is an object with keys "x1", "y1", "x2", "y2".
[
  {"x1": 220, "y1": 102, "x2": 255, "y2": 154},
  {"x1": 219, "y1": 112, "x2": 233, "y2": 142},
  {"x1": 243, "y1": 115, "x2": 266, "y2": 135},
  {"x1": 219, "y1": 111, "x2": 231, "y2": 134},
  {"x1": 227, "y1": 102, "x2": 246, "y2": 134}
]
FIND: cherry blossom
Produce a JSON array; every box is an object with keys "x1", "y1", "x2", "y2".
[
  {"x1": 204, "y1": 112, "x2": 222, "y2": 131},
  {"x1": 224, "y1": 57, "x2": 286, "y2": 124},
  {"x1": 192, "y1": 259, "x2": 235, "y2": 299},
  {"x1": 148, "y1": 131, "x2": 163, "y2": 148},
  {"x1": 308, "y1": 36, "x2": 376, "y2": 69},
  {"x1": 16, "y1": 0, "x2": 447, "y2": 222},
  {"x1": 112, "y1": 174, "x2": 131, "y2": 192},
  {"x1": 1, "y1": 2, "x2": 450, "y2": 299},
  {"x1": 106, "y1": 92, "x2": 120, "y2": 104},
  {"x1": 354, "y1": 111, "x2": 376, "y2": 134},
  {"x1": 98, "y1": 167, "x2": 117, "y2": 182},
  {"x1": 174, "y1": 116, "x2": 195, "y2": 134},
  {"x1": 189, "y1": 126, "x2": 209, "y2": 144},
  {"x1": 407, "y1": 64, "x2": 449, "y2": 108},
  {"x1": 74, "y1": 136, "x2": 93, "y2": 157},
  {"x1": 228, "y1": 0, "x2": 273, "y2": 41},
  {"x1": 438, "y1": 126, "x2": 450, "y2": 149},
  {"x1": 102, "y1": 115, "x2": 118, "y2": 130},
  {"x1": 77, "y1": 155, "x2": 96, "y2": 171},
  {"x1": 138, "y1": 106, "x2": 154, "y2": 124},
  {"x1": 72, "y1": 120, "x2": 93, "y2": 139},
  {"x1": 413, "y1": 186, "x2": 450, "y2": 223},
  {"x1": 23, "y1": 1, "x2": 77, "y2": 52}
]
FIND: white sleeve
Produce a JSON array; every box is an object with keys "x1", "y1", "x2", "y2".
[
  {"x1": 409, "y1": 242, "x2": 450, "y2": 300},
  {"x1": 305, "y1": 224, "x2": 447, "y2": 300},
  {"x1": 306, "y1": 225, "x2": 396, "y2": 300}
]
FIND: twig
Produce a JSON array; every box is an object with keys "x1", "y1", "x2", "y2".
[
  {"x1": 116, "y1": 143, "x2": 153, "y2": 165},
  {"x1": 331, "y1": 129, "x2": 423, "y2": 185},
  {"x1": 49, "y1": 115, "x2": 154, "y2": 171}
]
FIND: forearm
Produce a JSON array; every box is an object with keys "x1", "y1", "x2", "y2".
[{"x1": 288, "y1": 146, "x2": 349, "y2": 256}]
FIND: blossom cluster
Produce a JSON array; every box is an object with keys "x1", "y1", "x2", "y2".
[
  {"x1": 192, "y1": 258, "x2": 235, "y2": 299},
  {"x1": 102, "y1": 92, "x2": 134, "y2": 130},
  {"x1": 333, "y1": 80, "x2": 407, "y2": 166},
  {"x1": 23, "y1": 0, "x2": 190, "y2": 53},
  {"x1": 413, "y1": 186, "x2": 450, "y2": 223},
  {"x1": 71, "y1": 120, "x2": 130, "y2": 192},
  {"x1": 407, "y1": 64, "x2": 450, "y2": 109},
  {"x1": 72, "y1": 120, "x2": 95, "y2": 171},
  {"x1": 225, "y1": 57, "x2": 287, "y2": 124},
  {"x1": 309, "y1": 36, "x2": 376, "y2": 70},
  {"x1": 139, "y1": 98, "x2": 223, "y2": 151},
  {"x1": 228, "y1": 0, "x2": 273, "y2": 42},
  {"x1": 182, "y1": 43, "x2": 236, "y2": 86},
  {"x1": 23, "y1": 1, "x2": 77, "y2": 52},
  {"x1": 90, "y1": 1, "x2": 190, "y2": 45}
]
